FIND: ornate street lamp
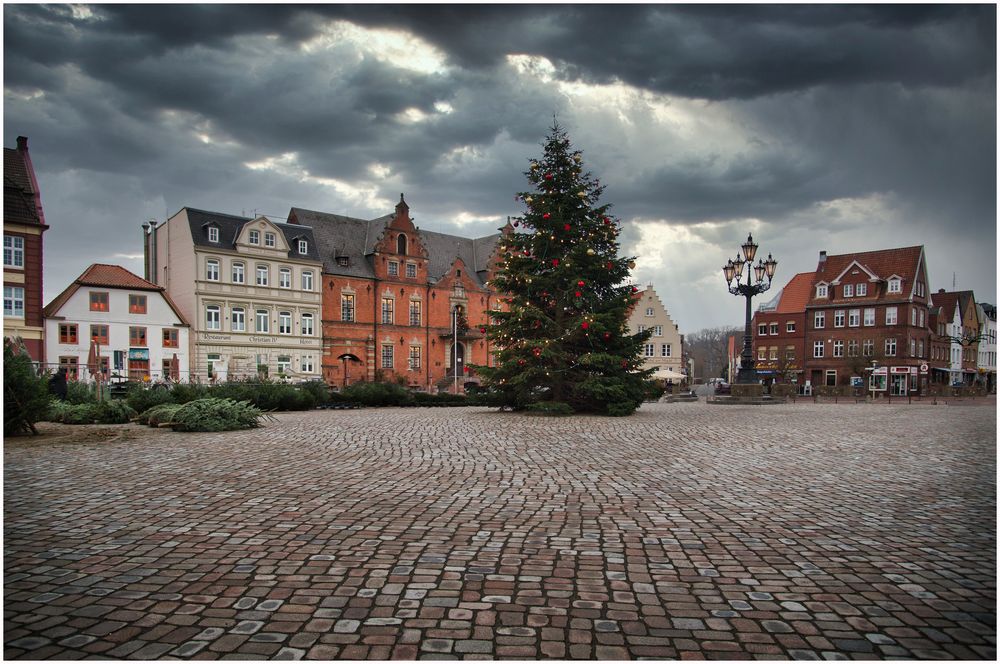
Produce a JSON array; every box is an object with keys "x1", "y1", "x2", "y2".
[{"x1": 723, "y1": 233, "x2": 778, "y2": 384}]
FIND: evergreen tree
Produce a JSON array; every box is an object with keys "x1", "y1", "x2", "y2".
[{"x1": 477, "y1": 124, "x2": 654, "y2": 416}]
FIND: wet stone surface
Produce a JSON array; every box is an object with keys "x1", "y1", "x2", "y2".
[{"x1": 4, "y1": 403, "x2": 996, "y2": 659}]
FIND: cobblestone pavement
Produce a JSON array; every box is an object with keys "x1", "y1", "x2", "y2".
[{"x1": 5, "y1": 402, "x2": 995, "y2": 660}]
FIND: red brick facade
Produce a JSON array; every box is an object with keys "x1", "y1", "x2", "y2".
[{"x1": 751, "y1": 271, "x2": 812, "y2": 384}]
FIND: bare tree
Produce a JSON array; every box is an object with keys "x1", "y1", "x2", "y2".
[{"x1": 685, "y1": 326, "x2": 741, "y2": 381}]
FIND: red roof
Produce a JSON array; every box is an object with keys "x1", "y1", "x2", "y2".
[
  {"x1": 775, "y1": 272, "x2": 815, "y2": 314},
  {"x1": 810, "y1": 245, "x2": 924, "y2": 305},
  {"x1": 77, "y1": 263, "x2": 162, "y2": 290}
]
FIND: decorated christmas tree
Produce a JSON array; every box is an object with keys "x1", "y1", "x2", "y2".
[{"x1": 476, "y1": 124, "x2": 654, "y2": 416}]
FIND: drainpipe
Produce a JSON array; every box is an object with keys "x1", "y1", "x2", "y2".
[{"x1": 425, "y1": 281, "x2": 431, "y2": 391}]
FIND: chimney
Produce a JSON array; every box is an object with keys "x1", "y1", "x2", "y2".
[
  {"x1": 142, "y1": 223, "x2": 150, "y2": 280},
  {"x1": 143, "y1": 220, "x2": 159, "y2": 283},
  {"x1": 818, "y1": 250, "x2": 827, "y2": 272}
]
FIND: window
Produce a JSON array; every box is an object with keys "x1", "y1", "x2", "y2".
[
  {"x1": 4, "y1": 235, "x2": 24, "y2": 267},
  {"x1": 208, "y1": 226, "x2": 219, "y2": 243},
  {"x1": 264, "y1": 232, "x2": 276, "y2": 248},
  {"x1": 279, "y1": 311, "x2": 292, "y2": 335},
  {"x1": 848, "y1": 339, "x2": 859, "y2": 357},
  {"x1": 231, "y1": 307, "x2": 246, "y2": 332},
  {"x1": 205, "y1": 306, "x2": 221, "y2": 331},
  {"x1": 888, "y1": 278, "x2": 901, "y2": 293},
  {"x1": 825, "y1": 370, "x2": 837, "y2": 387},
  {"x1": 916, "y1": 281, "x2": 925, "y2": 297},
  {"x1": 911, "y1": 308, "x2": 917, "y2": 326},
  {"x1": 279, "y1": 268, "x2": 291, "y2": 289},
  {"x1": 834, "y1": 310, "x2": 845, "y2": 328},
  {"x1": 60, "y1": 356, "x2": 79, "y2": 381},
  {"x1": 843, "y1": 284, "x2": 854, "y2": 298},
  {"x1": 248, "y1": 230, "x2": 260, "y2": 245},
  {"x1": 816, "y1": 284, "x2": 828, "y2": 298},
  {"x1": 848, "y1": 309, "x2": 860, "y2": 327},
  {"x1": 758, "y1": 323, "x2": 767, "y2": 335},
  {"x1": 277, "y1": 355, "x2": 292, "y2": 375},
  {"x1": 918, "y1": 309, "x2": 925, "y2": 328},
  {"x1": 769, "y1": 346, "x2": 778, "y2": 361},
  {"x1": 301, "y1": 313, "x2": 314, "y2": 336},
  {"x1": 654, "y1": 325, "x2": 663, "y2": 336},
  {"x1": 661, "y1": 344, "x2": 671, "y2": 357},
  {"x1": 885, "y1": 338, "x2": 897, "y2": 356},
  {"x1": 409, "y1": 300, "x2": 421, "y2": 327},
  {"x1": 206, "y1": 259, "x2": 219, "y2": 281},
  {"x1": 381, "y1": 297, "x2": 394, "y2": 324},
  {"x1": 90, "y1": 324, "x2": 109, "y2": 345},
  {"x1": 910, "y1": 339, "x2": 916, "y2": 357},
  {"x1": 397, "y1": 234, "x2": 407, "y2": 255},
  {"x1": 864, "y1": 308, "x2": 875, "y2": 326},
  {"x1": 256, "y1": 265, "x2": 268, "y2": 286},
  {"x1": 336, "y1": 256, "x2": 349, "y2": 267},
  {"x1": 786, "y1": 321, "x2": 796, "y2": 333},
  {"x1": 298, "y1": 239, "x2": 308, "y2": 254},
  {"x1": 162, "y1": 328, "x2": 179, "y2": 348},
  {"x1": 341, "y1": 294, "x2": 355, "y2": 322},
  {"x1": 256, "y1": 309, "x2": 269, "y2": 333},
  {"x1": 381, "y1": 344, "x2": 394, "y2": 369},
  {"x1": 917, "y1": 340, "x2": 924, "y2": 358},
  {"x1": 4, "y1": 286, "x2": 25, "y2": 317},
  {"x1": 814, "y1": 311, "x2": 825, "y2": 329},
  {"x1": 645, "y1": 307, "x2": 654, "y2": 317},
  {"x1": 769, "y1": 323, "x2": 778, "y2": 335},
  {"x1": 388, "y1": 261, "x2": 399, "y2": 277},
  {"x1": 113, "y1": 350, "x2": 125, "y2": 372},
  {"x1": 409, "y1": 345, "x2": 421, "y2": 371},
  {"x1": 863, "y1": 339, "x2": 874, "y2": 357},
  {"x1": 785, "y1": 346, "x2": 795, "y2": 361},
  {"x1": 857, "y1": 283, "x2": 867, "y2": 296},
  {"x1": 301, "y1": 271, "x2": 314, "y2": 291},
  {"x1": 886, "y1": 306, "x2": 898, "y2": 325},
  {"x1": 129, "y1": 294, "x2": 147, "y2": 314},
  {"x1": 129, "y1": 326, "x2": 147, "y2": 346},
  {"x1": 89, "y1": 291, "x2": 109, "y2": 312},
  {"x1": 301, "y1": 355, "x2": 315, "y2": 373},
  {"x1": 833, "y1": 340, "x2": 844, "y2": 357},
  {"x1": 645, "y1": 344, "x2": 655, "y2": 357},
  {"x1": 59, "y1": 324, "x2": 78, "y2": 344},
  {"x1": 637, "y1": 324, "x2": 646, "y2": 333},
  {"x1": 813, "y1": 341, "x2": 825, "y2": 358},
  {"x1": 757, "y1": 346, "x2": 767, "y2": 361},
  {"x1": 232, "y1": 262, "x2": 245, "y2": 284},
  {"x1": 406, "y1": 263, "x2": 417, "y2": 278}
]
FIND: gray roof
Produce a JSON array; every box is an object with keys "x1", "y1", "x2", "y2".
[
  {"x1": 291, "y1": 206, "x2": 504, "y2": 286},
  {"x1": 184, "y1": 207, "x2": 320, "y2": 262}
]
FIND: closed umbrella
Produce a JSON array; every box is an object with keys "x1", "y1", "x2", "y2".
[
  {"x1": 171, "y1": 352, "x2": 180, "y2": 381},
  {"x1": 87, "y1": 340, "x2": 101, "y2": 382}
]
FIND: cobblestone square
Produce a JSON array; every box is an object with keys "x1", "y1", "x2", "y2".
[{"x1": 5, "y1": 402, "x2": 996, "y2": 660}]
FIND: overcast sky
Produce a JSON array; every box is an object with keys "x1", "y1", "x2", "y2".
[{"x1": 5, "y1": 4, "x2": 996, "y2": 332}]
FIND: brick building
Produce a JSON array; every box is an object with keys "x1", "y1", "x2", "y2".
[
  {"x1": 802, "y1": 246, "x2": 932, "y2": 395},
  {"x1": 928, "y1": 290, "x2": 980, "y2": 387},
  {"x1": 286, "y1": 196, "x2": 510, "y2": 391},
  {"x1": 750, "y1": 271, "x2": 813, "y2": 385},
  {"x1": 4, "y1": 136, "x2": 49, "y2": 362}
]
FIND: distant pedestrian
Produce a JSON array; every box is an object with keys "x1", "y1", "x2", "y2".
[{"x1": 48, "y1": 368, "x2": 68, "y2": 401}]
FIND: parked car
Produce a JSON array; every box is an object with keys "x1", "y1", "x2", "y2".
[{"x1": 714, "y1": 381, "x2": 731, "y2": 395}]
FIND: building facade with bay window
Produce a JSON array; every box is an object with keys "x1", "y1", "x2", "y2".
[{"x1": 146, "y1": 208, "x2": 323, "y2": 382}]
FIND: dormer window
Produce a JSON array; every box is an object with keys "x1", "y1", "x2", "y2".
[
  {"x1": 397, "y1": 234, "x2": 407, "y2": 255},
  {"x1": 888, "y1": 278, "x2": 901, "y2": 294},
  {"x1": 249, "y1": 230, "x2": 260, "y2": 245},
  {"x1": 298, "y1": 239, "x2": 308, "y2": 254},
  {"x1": 336, "y1": 256, "x2": 349, "y2": 267},
  {"x1": 208, "y1": 226, "x2": 219, "y2": 243},
  {"x1": 843, "y1": 284, "x2": 853, "y2": 297},
  {"x1": 857, "y1": 283, "x2": 867, "y2": 296},
  {"x1": 816, "y1": 284, "x2": 828, "y2": 298},
  {"x1": 264, "y1": 232, "x2": 276, "y2": 248}
]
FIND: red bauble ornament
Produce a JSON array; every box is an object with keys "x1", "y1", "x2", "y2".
[
  {"x1": 518, "y1": 359, "x2": 526, "y2": 366},
  {"x1": 632, "y1": 286, "x2": 638, "y2": 292},
  {"x1": 575, "y1": 291, "x2": 582, "y2": 297},
  {"x1": 577, "y1": 280, "x2": 585, "y2": 287},
  {"x1": 603, "y1": 217, "x2": 611, "y2": 225},
  {"x1": 581, "y1": 322, "x2": 589, "y2": 330},
  {"x1": 480, "y1": 327, "x2": 486, "y2": 333},
  {"x1": 532, "y1": 347, "x2": 541, "y2": 357},
  {"x1": 606, "y1": 262, "x2": 614, "y2": 270},
  {"x1": 604, "y1": 333, "x2": 612, "y2": 340},
  {"x1": 544, "y1": 173, "x2": 553, "y2": 180},
  {"x1": 563, "y1": 224, "x2": 571, "y2": 231},
  {"x1": 551, "y1": 259, "x2": 559, "y2": 267},
  {"x1": 543, "y1": 213, "x2": 551, "y2": 220}
]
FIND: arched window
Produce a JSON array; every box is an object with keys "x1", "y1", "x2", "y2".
[{"x1": 397, "y1": 234, "x2": 407, "y2": 255}]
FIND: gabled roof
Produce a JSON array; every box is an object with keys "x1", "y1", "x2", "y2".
[
  {"x1": 829, "y1": 259, "x2": 878, "y2": 284},
  {"x1": 932, "y1": 290, "x2": 978, "y2": 326},
  {"x1": 183, "y1": 208, "x2": 321, "y2": 262},
  {"x1": 43, "y1": 263, "x2": 190, "y2": 325},
  {"x1": 4, "y1": 142, "x2": 41, "y2": 226},
  {"x1": 418, "y1": 228, "x2": 502, "y2": 287},
  {"x1": 811, "y1": 246, "x2": 924, "y2": 305}
]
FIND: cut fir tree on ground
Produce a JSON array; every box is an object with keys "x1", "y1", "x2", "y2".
[{"x1": 475, "y1": 124, "x2": 655, "y2": 416}]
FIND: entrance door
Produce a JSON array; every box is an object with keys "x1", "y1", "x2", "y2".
[
  {"x1": 890, "y1": 374, "x2": 907, "y2": 396},
  {"x1": 449, "y1": 342, "x2": 465, "y2": 377}
]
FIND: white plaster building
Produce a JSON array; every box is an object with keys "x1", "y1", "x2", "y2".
[
  {"x1": 43, "y1": 264, "x2": 190, "y2": 381},
  {"x1": 977, "y1": 302, "x2": 996, "y2": 391},
  {"x1": 147, "y1": 208, "x2": 323, "y2": 382}
]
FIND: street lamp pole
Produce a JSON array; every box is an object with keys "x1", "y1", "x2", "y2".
[
  {"x1": 722, "y1": 234, "x2": 778, "y2": 385},
  {"x1": 452, "y1": 307, "x2": 459, "y2": 395}
]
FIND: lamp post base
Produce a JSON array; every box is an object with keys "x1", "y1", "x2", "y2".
[{"x1": 735, "y1": 366, "x2": 758, "y2": 385}]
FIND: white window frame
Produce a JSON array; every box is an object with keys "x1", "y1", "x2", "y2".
[
  {"x1": 863, "y1": 339, "x2": 874, "y2": 357},
  {"x1": 813, "y1": 341, "x2": 825, "y2": 358},
  {"x1": 645, "y1": 307, "x2": 654, "y2": 317},
  {"x1": 4, "y1": 235, "x2": 25, "y2": 268},
  {"x1": 256, "y1": 264, "x2": 269, "y2": 286},
  {"x1": 769, "y1": 322, "x2": 779, "y2": 335},
  {"x1": 758, "y1": 346, "x2": 767, "y2": 361},
  {"x1": 232, "y1": 262, "x2": 245, "y2": 284},
  {"x1": 409, "y1": 345, "x2": 422, "y2": 371},
  {"x1": 298, "y1": 239, "x2": 308, "y2": 254},
  {"x1": 885, "y1": 338, "x2": 897, "y2": 357},
  {"x1": 206, "y1": 259, "x2": 220, "y2": 281},
  {"x1": 248, "y1": 229, "x2": 260, "y2": 245},
  {"x1": 661, "y1": 343, "x2": 671, "y2": 357},
  {"x1": 888, "y1": 278, "x2": 901, "y2": 294},
  {"x1": 654, "y1": 325, "x2": 663, "y2": 336},
  {"x1": 388, "y1": 261, "x2": 399, "y2": 277},
  {"x1": 301, "y1": 354, "x2": 315, "y2": 373},
  {"x1": 644, "y1": 343, "x2": 655, "y2": 357},
  {"x1": 834, "y1": 310, "x2": 845, "y2": 328},
  {"x1": 864, "y1": 308, "x2": 875, "y2": 326},
  {"x1": 341, "y1": 294, "x2": 355, "y2": 322},
  {"x1": 833, "y1": 340, "x2": 844, "y2": 357},
  {"x1": 406, "y1": 263, "x2": 417, "y2": 278},
  {"x1": 816, "y1": 284, "x2": 828, "y2": 298},
  {"x1": 381, "y1": 344, "x2": 394, "y2": 369},
  {"x1": 255, "y1": 309, "x2": 269, "y2": 333},
  {"x1": 301, "y1": 312, "x2": 314, "y2": 336},
  {"x1": 843, "y1": 284, "x2": 853, "y2": 298},
  {"x1": 786, "y1": 321, "x2": 795, "y2": 333},
  {"x1": 381, "y1": 297, "x2": 394, "y2": 325},
  {"x1": 208, "y1": 226, "x2": 219, "y2": 243},
  {"x1": 848, "y1": 309, "x2": 860, "y2": 327},
  {"x1": 857, "y1": 283, "x2": 867, "y2": 296},
  {"x1": 814, "y1": 311, "x2": 826, "y2": 329},
  {"x1": 409, "y1": 300, "x2": 421, "y2": 327},
  {"x1": 206, "y1": 305, "x2": 221, "y2": 330},
  {"x1": 277, "y1": 355, "x2": 292, "y2": 375},
  {"x1": 4, "y1": 285, "x2": 25, "y2": 318},
  {"x1": 231, "y1": 307, "x2": 246, "y2": 332},
  {"x1": 278, "y1": 311, "x2": 292, "y2": 335},
  {"x1": 302, "y1": 271, "x2": 314, "y2": 291},
  {"x1": 886, "y1": 306, "x2": 898, "y2": 326},
  {"x1": 848, "y1": 339, "x2": 859, "y2": 357},
  {"x1": 264, "y1": 232, "x2": 276, "y2": 248},
  {"x1": 279, "y1": 267, "x2": 292, "y2": 289},
  {"x1": 758, "y1": 323, "x2": 767, "y2": 336}
]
